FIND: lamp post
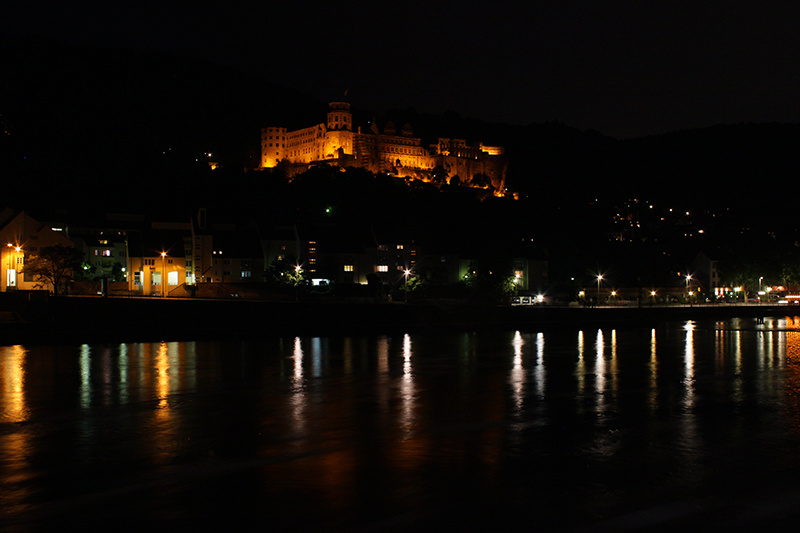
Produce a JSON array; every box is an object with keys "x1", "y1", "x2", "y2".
[
  {"x1": 5, "y1": 243, "x2": 12, "y2": 290},
  {"x1": 404, "y1": 269, "x2": 410, "y2": 303},
  {"x1": 685, "y1": 274, "x2": 691, "y2": 303},
  {"x1": 5, "y1": 243, "x2": 20, "y2": 290},
  {"x1": 161, "y1": 252, "x2": 167, "y2": 297},
  {"x1": 596, "y1": 274, "x2": 603, "y2": 306},
  {"x1": 295, "y1": 265, "x2": 301, "y2": 302}
]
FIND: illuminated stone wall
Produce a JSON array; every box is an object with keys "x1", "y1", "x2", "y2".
[{"x1": 261, "y1": 127, "x2": 286, "y2": 168}]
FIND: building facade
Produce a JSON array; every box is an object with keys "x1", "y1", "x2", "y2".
[
  {"x1": 261, "y1": 102, "x2": 508, "y2": 191},
  {"x1": 0, "y1": 209, "x2": 75, "y2": 292}
]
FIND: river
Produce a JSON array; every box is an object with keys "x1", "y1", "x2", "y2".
[{"x1": 3, "y1": 317, "x2": 800, "y2": 531}]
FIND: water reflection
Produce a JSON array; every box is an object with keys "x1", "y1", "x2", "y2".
[
  {"x1": 576, "y1": 330, "x2": 586, "y2": 401},
  {"x1": 291, "y1": 337, "x2": 307, "y2": 436},
  {"x1": 0, "y1": 346, "x2": 31, "y2": 517},
  {"x1": 510, "y1": 331, "x2": 524, "y2": 412},
  {"x1": 0, "y1": 345, "x2": 27, "y2": 423},
  {"x1": 534, "y1": 332, "x2": 545, "y2": 400},
  {"x1": 595, "y1": 329, "x2": 606, "y2": 419},
  {"x1": 649, "y1": 328, "x2": 658, "y2": 413},
  {"x1": 683, "y1": 321, "x2": 695, "y2": 407},
  {"x1": 400, "y1": 333, "x2": 414, "y2": 436},
  {"x1": 6, "y1": 326, "x2": 800, "y2": 529},
  {"x1": 80, "y1": 344, "x2": 91, "y2": 409}
]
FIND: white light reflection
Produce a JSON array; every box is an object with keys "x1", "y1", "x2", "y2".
[
  {"x1": 595, "y1": 329, "x2": 606, "y2": 418},
  {"x1": 610, "y1": 330, "x2": 618, "y2": 398},
  {"x1": 118, "y1": 343, "x2": 129, "y2": 405},
  {"x1": 80, "y1": 344, "x2": 91, "y2": 409},
  {"x1": 293, "y1": 337, "x2": 303, "y2": 382},
  {"x1": 683, "y1": 322, "x2": 695, "y2": 401},
  {"x1": 758, "y1": 330, "x2": 782, "y2": 398},
  {"x1": 291, "y1": 337, "x2": 307, "y2": 435},
  {"x1": 400, "y1": 334, "x2": 414, "y2": 436},
  {"x1": 311, "y1": 338, "x2": 322, "y2": 378},
  {"x1": 680, "y1": 321, "x2": 700, "y2": 465},
  {"x1": 649, "y1": 328, "x2": 658, "y2": 413},
  {"x1": 511, "y1": 331, "x2": 524, "y2": 411},
  {"x1": 534, "y1": 332, "x2": 545, "y2": 399}
]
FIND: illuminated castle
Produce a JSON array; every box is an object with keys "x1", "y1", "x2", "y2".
[{"x1": 261, "y1": 102, "x2": 507, "y2": 192}]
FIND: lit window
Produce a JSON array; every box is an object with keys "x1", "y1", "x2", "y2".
[
  {"x1": 344, "y1": 265, "x2": 354, "y2": 272},
  {"x1": 242, "y1": 271, "x2": 251, "y2": 278},
  {"x1": 377, "y1": 265, "x2": 388, "y2": 272}
]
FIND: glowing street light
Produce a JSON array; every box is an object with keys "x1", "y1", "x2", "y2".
[
  {"x1": 597, "y1": 274, "x2": 603, "y2": 305},
  {"x1": 404, "y1": 269, "x2": 411, "y2": 303},
  {"x1": 161, "y1": 252, "x2": 167, "y2": 297}
]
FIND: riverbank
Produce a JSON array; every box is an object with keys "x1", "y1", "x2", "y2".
[{"x1": 0, "y1": 295, "x2": 796, "y2": 345}]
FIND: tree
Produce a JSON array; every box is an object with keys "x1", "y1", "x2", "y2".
[
  {"x1": 264, "y1": 257, "x2": 304, "y2": 288},
  {"x1": 470, "y1": 173, "x2": 492, "y2": 188},
  {"x1": 430, "y1": 165, "x2": 449, "y2": 186},
  {"x1": 23, "y1": 245, "x2": 83, "y2": 294}
]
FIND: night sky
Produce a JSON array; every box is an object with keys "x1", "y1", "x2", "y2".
[{"x1": 7, "y1": 1, "x2": 800, "y2": 138}]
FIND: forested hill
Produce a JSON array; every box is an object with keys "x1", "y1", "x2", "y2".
[{"x1": 3, "y1": 33, "x2": 800, "y2": 227}]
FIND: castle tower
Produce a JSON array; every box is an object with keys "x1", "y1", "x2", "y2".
[
  {"x1": 327, "y1": 102, "x2": 352, "y2": 131},
  {"x1": 261, "y1": 127, "x2": 287, "y2": 168},
  {"x1": 324, "y1": 102, "x2": 354, "y2": 159}
]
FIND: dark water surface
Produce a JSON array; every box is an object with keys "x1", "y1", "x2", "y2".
[{"x1": 4, "y1": 317, "x2": 800, "y2": 531}]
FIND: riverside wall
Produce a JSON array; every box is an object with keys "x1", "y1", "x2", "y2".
[{"x1": 0, "y1": 295, "x2": 795, "y2": 345}]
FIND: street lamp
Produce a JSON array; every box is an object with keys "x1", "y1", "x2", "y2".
[
  {"x1": 597, "y1": 274, "x2": 603, "y2": 306},
  {"x1": 161, "y1": 252, "x2": 167, "y2": 297},
  {"x1": 5, "y1": 243, "x2": 21, "y2": 290},
  {"x1": 404, "y1": 269, "x2": 411, "y2": 303}
]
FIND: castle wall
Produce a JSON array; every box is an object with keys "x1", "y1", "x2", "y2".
[{"x1": 260, "y1": 102, "x2": 507, "y2": 191}]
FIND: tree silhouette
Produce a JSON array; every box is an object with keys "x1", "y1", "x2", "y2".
[{"x1": 23, "y1": 245, "x2": 83, "y2": 294}]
